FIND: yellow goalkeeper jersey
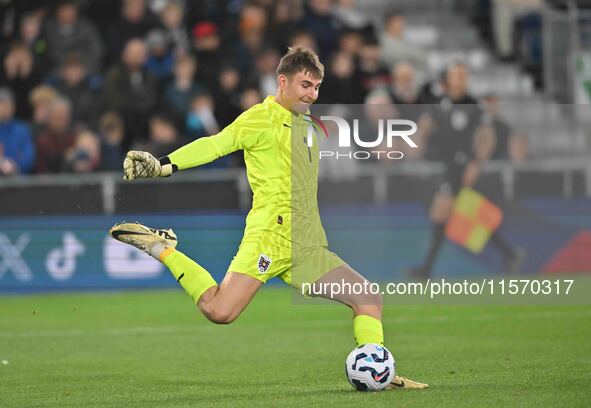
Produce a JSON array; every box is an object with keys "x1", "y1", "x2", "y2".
[{"x1": 168, "y1": 95, "x2": 327, "y2": 247}]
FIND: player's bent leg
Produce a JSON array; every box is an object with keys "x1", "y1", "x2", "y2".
[
  {"x1": 197, "y1": 272, "x2": 262, "y2": 324},
  {"x1": 203, "y1": 231, "x2": 288, "y2": 323},
  {"x1": 312, "y1": 264, "x2": 383, "y2": 346},
  {"x1": 110, "y1": 222, "x2": 261, "y2": 324},
  {"x1": 312, "y1": 264, "x2": 383, "y2": 320},
  {"x1": 313, "y1": 263, "x2": 428, "y2": 390}
]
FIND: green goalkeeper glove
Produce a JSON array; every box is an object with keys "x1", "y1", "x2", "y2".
[{"x1": 123, "y1": 151, "x2": 177, "y2": 180}]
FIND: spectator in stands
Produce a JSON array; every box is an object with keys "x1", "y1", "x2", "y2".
[
  {"x1": 184, "y1": 0, "x2": 227, "y2": 25},
  {"x1": 0, "y1": 41, "x2": 44, "y2": 120},
  {"x1": 0, "y1": 2, "x2": 55, "y2": 44},
  {"x1": 358, "y1": 39, "x2": 390, "y2": 99},
  {"x1": 239, "y1": 87, "x2": 262, "y2": 111},
  {"x1": 232, "y1": 5, "x2": 268, "y2": 75},
  {"x1": 359, "y1": 90, "x2": 400, "y2": 162},
  {"x1": 191, "y1": 21, "x2": 223, "y2": 84},
  {"x1": 379, "y1": 10, "x2": 428, "y2": 76},
  {"x1": 491, "y1": 0, "x2": 542, "y2": 60},
  {"x1": 64, "y1": 128, "x2": 101, "y2": 173},
  {"x1": 98, "y1": 111, "x2": 126, "y2": 171},
  {"x1": 184, "y1": 92, "x2": 234, "y2": 168},
  {"x1": 267, "y1": 0, "x2": 302, "y2": 52},
  {"x1": 382, "y1": 62, "x2": 430, "y2": 158},
  {"x1": 83, "y1": 0, "x2": 121, "y2": 41},
  {"x1": 388, "y1": 62, "x2": 432, "y2": 129},
  {"x1": 254, "y1": 48, "x2": 281, "y2": 97},
  {"x1": 359, "y1": 90, "x2": 421, "y2": 162},
  {"x1": 338, "y1": 29, "x2": 364, "y2": 58},
  {"x1": 107, "y1": 0, "x2": 159, "y2": 63},
  {"x1": 213, "y1": 65, "x2": 242, "y2": 128},
  {"x1": 387, "y1": 62, "x2": 422, "y2": 105},
  {"x1": 317, "y1": 50, "x2": 364, "y2": 104},
  {"x1": 164, "y1": 54, "x2": 206, "y2": 121},
  {"x1": 28, "y1": 85, "x2": 59, "y2": 134},
  {"x1": 0, "y1": 88, "x2": 35, "y2": 175},
  {"x1": 144, "y1": 29, "x2": 175, "y2": 85},
  {"x1": 332, "y1": 0, "x2": 374, "y2": 31},
  {"x1": 289, "y1": 30, "x2": 319, "y2": 53},
  {"x1": 44, "y1": 0, "x2": 104, "y2": 74},
  {"x1": 35, "y1": 96, "x2": 77, "y2": 173},
  {"x1": 240, "y1": 3, "x2": 268, "y2": 44},
  {"x1": 103, "y1": 38, "x2": 159, "y2": 146},
  {"x1": 185, "y1": 93, "x2": 219, "y2": 140},
  {"x1": 300, "y1": 0, "x2": 342, "y2": 60},
  {"x1": 50, "y1": 54, "x2": 102, "y2": 126},
  {"x1": 135, "y1": 112, "x2": 184, "y2": 158},
  {"x1": 0, "y1": 0, "x2": 21, "y2": 43},
  {"x1": 160, "y1": 1, "x2": 190, "y2": 56},
  {"x1": 17, "y1": 10, "x2": 50, "y2": 75}
]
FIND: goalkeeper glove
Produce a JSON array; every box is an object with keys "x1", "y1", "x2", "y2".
[{"x1": 123, "y1": 151, "x2": 177, "y2": 180}]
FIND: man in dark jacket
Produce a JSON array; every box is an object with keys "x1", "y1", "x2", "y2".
[
  {"x1": 103, "y1": 38, "x2": 159, "y2": 148},
  {"x1": 44, "y1": 0, "x2": 104, "y2": 74}
]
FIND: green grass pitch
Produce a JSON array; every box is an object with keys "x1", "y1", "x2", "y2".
[{"x1": 1, "y1": 288, "x2": 590, "y2": 407}]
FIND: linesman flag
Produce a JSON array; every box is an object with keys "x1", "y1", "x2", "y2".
[{"x1": 445, "y1": 188, "x2": 503, "y2": 253}]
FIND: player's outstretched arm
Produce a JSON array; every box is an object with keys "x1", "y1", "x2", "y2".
[
  {"x1": 122, "y1": 109, "x2": 261, "y2": 180},
  {"x1": 122, "y1": 130, "x2": 239, "y2": 180},
  {"x1": 122, "y1": 150, "x2": 176, "y2": 180}
]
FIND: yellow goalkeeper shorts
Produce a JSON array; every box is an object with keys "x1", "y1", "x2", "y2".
[{"x1": 227, "y1": 231, "x2": 345, "y2": 289}]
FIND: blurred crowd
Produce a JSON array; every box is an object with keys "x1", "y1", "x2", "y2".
[
  {"x1": 469, "y1": 0, "x2": 591, "y2": 90},
  {"x1": 0, "y1": 0, "x2": 530, "y2": 176}
]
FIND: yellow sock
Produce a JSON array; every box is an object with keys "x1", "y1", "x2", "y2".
[
  {"x1": 353, "y1": 315, "x2": 384, "y2": 346},
  {"x1": 159, "y1": 248, "x2": 217, "y2": 303}
]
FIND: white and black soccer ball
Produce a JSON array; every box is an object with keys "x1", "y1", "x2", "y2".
[{"x1": 345, "y1": 343, "x2": 395, "y2": 391}]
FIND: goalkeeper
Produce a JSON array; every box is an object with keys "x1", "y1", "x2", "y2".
[{"x1": 110, "y1": 46, "x2": 427, "y2": 390}]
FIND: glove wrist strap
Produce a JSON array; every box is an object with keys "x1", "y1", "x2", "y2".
[{"x1": 159, "y1": 156, "x2": 178, "y2": 177}]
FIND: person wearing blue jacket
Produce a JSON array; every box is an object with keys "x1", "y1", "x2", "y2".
[{"x1": 0, "y1": 88, "x2": 35, "y2": 175}]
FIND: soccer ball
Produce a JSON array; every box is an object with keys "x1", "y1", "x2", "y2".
[{"x1": 345, "y1": 343, "x2": 395, "y2": 391}]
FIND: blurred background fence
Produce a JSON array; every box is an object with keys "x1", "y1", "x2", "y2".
[{"x1": 1, "y1": 158, "x2": 591, "y2": 216}]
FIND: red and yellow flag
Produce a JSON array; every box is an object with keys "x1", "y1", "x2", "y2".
[{"x1": 445, "y1": 188, "x2": 503, "y2": 253}]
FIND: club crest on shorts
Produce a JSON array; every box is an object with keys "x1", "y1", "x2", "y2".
[{"x1": 258, "y1": 254, "x2": 272, "y2": 274}]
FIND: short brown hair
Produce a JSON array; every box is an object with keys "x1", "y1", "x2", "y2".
[
  {"x1": 99, "y1": 111, "x2": 124, "y2": 133},
  {"x1": 29, "y1": 85, "x2": 58, "y2": 106},
  {"x1": 276, "y1": 46, "x2": 324, "y2": 79}
]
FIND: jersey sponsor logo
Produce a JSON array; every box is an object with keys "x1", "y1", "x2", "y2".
[
  {"x1": 258, "y1": 254, "x2": 272, "y2": 274},
  {"x1": 277, "y1": 215, "x2": 283, "y2": 225}
]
